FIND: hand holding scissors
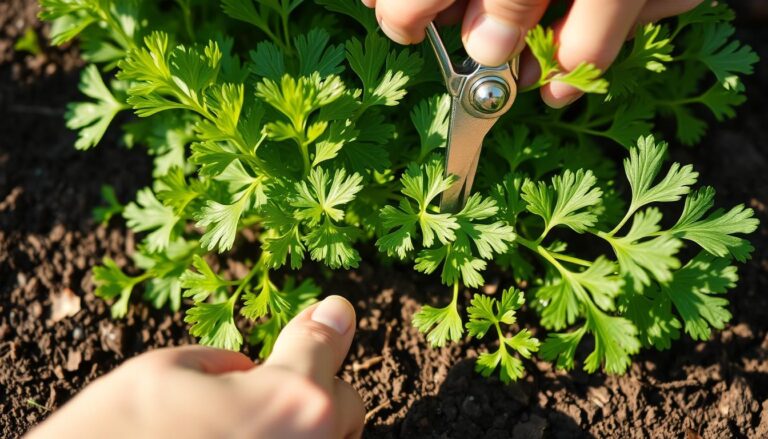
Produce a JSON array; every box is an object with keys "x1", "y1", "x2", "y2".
[{"x1": 363, "y1": 0, "x2": 703, "y2": 108}]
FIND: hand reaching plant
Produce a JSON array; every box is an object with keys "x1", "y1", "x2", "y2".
[
  {"x1": 365, "y1": 0, "x2": 703, "y2": 107},
  {"x1": 27, "y1": 296, "x2": 364, "y2": 439}
]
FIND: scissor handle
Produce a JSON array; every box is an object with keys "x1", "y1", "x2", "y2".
[
  {"x1": 425, "y1": 23, "x2": 461, "y2": 94},
  {"x1": 425, "y1": 22, "x2": 517, "y2": 119},
  {"x1": 426, "y1": 22, "x2": 519, "y2": 212}
]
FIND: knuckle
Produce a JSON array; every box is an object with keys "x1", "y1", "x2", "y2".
[
  {"x1": 377, "y1": 0, "x2": 439, "y2": 27},
  {"x1": 491, "y1": 0, "x2": 547, "y2": 23},
  {"x1": 279, "y1": 375, "x2": 335, "y2": 434}
]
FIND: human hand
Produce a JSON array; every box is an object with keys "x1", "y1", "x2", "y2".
[
  {"x1": 27, "y1": 296, "x2": 364, "y2": 439},
  {"x1": 364, "y1": 0, "x2": 703, "y2": 107}
]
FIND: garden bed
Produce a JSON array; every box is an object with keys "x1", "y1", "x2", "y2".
[{"x1": 1, "y1": 1, "x2": 767, "y2": 437}]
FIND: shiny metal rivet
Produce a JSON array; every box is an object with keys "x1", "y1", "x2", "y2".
[{"x1": 470, "y1": 78, "x2": 509, "y2": 114}]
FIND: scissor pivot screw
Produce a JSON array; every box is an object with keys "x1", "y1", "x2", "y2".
[{"x1": 470, "y1": 77, "x2": 509, "y2": 114}]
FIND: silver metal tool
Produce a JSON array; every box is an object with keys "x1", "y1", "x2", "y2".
[{"x1": 426, "y1": 22, "x2": 518, "y2": 212}]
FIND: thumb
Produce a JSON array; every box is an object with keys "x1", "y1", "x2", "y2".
[
  {"x1": 462, "y1": 0, "x2": 550, "y2": 66},
  {"x1": 263, "y1": 295, "x2": 356, "y2": 392}
]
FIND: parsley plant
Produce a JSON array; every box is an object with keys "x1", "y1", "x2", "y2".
[{"x1": 41, "y1": 0, "x2": 758, "y2": 381}]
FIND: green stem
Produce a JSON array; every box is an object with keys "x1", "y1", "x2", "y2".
[
  {"x1": 494, "y1": 320, "x2": 507, "y2": 353},
  {"x1": 300, "y1": 141, "x2": 311, "y2": 176},
  {"x1": 132, "y1": 272, "x2": 152, "y2": 286},
  {"x1": 515, "y1": 236, "x2": 539, "y2": 253},
  {"x1": 608, "y1": 204, "x2": 637, "y2": 236},
  {"x1": 231, "y1": 263, "x2": 262, "y2": 301},
  {"x1": 281, "y1": 12, "x2": 292, "y2": 56},
  {"x1": 101, "y1": 12, "x2": 136, "y2": 52},
  {"x1": 654, "y1": 96, "x2": 702, "y2": 107},
  {"x1": 176, "y1": 0, "x2": 195, "y2": 43},
  {"x1": 516, "y1": 236, "x2": 592, "y2": 268},
  {"x1": 550, "y1": 252, "x2": 593, "y2": 267}
]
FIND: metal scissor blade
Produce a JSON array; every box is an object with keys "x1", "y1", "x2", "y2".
[
  {"x1": 426, "y1": 21, "x2": 517, "y2": 213},
  {"x1": 440, "y1": 101, "x2": 498, "y2": 213}
]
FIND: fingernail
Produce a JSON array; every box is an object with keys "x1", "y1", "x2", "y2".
[
  {"x1": 311, "y1": 296, "x2": 353, "y2": 335},
  {"x1": 465, "y1": 14, "x2": 521, "y2": 66},
  {"x1": 379, "y1": 19, "x2": 410, "y2": 45},
  {"x1": 361, "y1": 0, "x2": 374, "y2": 8},
  {"x1": 545, "y1": 80, "x2": 583, "y2": 109}
]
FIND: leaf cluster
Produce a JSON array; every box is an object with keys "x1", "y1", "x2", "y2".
[{"x1": 45, "y1": 0, "x2": 759, "y2": 380}]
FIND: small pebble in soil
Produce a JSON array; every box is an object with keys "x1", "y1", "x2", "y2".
[{"x1": 71, "y1": 326, "x2": 83, "y2": 341}]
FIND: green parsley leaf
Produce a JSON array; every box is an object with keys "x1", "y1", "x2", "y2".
[
  {"x1": 196, "y1": 179, "x2": 265, "y2": 252},
  {"x1": 523, "y1": 25, "x2": 607, "y2": 93},
  {"x1": 241, "y1": 275, "x2": 291, "y2": 321},
  {"x1": 295, "y1": 28, "x2": 345, "y2": 77},
  {"x1": 467, "y1": 289, "x2": 539, "y2": 382},
  {"x1": 688, "y1": 23, "x2": 758, "y2": 90},
  {"x1": 623, "y1": 135, "x2": 698, "y2": 213},
  {"x1": 346, "y1": 33, "x2": 422, "y2": 108},
  {"x1": 603, "y1": 208, "x2": 682, "y2": 286},
  {"x1": 185, "y1": 295, "x2": 242, "y2": 351},
  {"x1": 377, "y1": 161, "x2": 459, "y2": 258},
  {"x1": 662, "y1": 253, "x2": 736, "y2": 340},
  {"x1": 180, "y1": 255, "x2": 230, "y2": 302},
  {"x1": 124, "y1": 187, "x2": 183, "y2": 252},
  {"x1": 133, "y1": 239, "x2": 198, "y2": 312},
  {"x1": 92, "y1": 257, "x2": 144, "y2": 319},
  {"x1": 315, "y1": 0, "x2": 378, "y2": 33},
  {"x1": 305, "y1": 219, "x2": 360, "y2": 269},
  {"x1": 671, "y1": 187, "x2": 758, "y2": 261},
  {"x1": 292, "y1": 167, "x2": 363, "y2": 226},
  {"x1": 250, "y1": 41, "x2": 285, "y2": 81},
  {"x1": 522, "y1": 169, "x2": 603, "y2": 236},
  {"x1": 413, "y1": 296, "x2": 463, "y2": 347},
  {"x1": 539, "y1": 326, "x2": 587, "y2": 371},
  {"x1": 92, "y1": 185, "x2": 124, "y2": 225},
  {"x1": 583, "y1": 304, "x2": 640, "y2": 374},
  {"x1": 411, "y1": 94, "x2": 450, "y2": 160},
  {"x1": 66, "y1": 65, "x2": 126, "y2": 150}
]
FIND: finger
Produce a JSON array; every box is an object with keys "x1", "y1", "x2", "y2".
[
  {"x1": 361, "y1": 0, "x2": 375, "y2": 8},
  {"x1": 148, "y1": 345, "x2": 255, "y2": 374},
  {"x1": 461, "y1": 0, "x2": 550, "y2": 66},
  {"x1": 541, "y1": 0, "x2": 646, "y2": 108},
  {"x1": 374, "y1": 0, "x2": 456, "y2": 45},
  {"x1": 264, "y1": 296, "x2": 356, "y2": 392},
  {"x1": 333, "y1": 379, "x2": 366, "y2": 439},
  {"x1": 638, "y1": 0, "x2": 703, "y2": 23},
  {"x1": 517, "y1": 47, "x2": 540, "y2": 89}
]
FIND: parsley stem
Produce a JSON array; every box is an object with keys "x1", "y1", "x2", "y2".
[
  {"x1": 654, "y1": 96, "x2": 702, "y2": 107},
  {"x1": 98, "y1": 10, "x2": 136, "y2": 52},
  {"x1": 516, "y1": 236, "x2": 592, "y2": 267},
  {"x1": 300, "y1": 142, "x2": 311, "y2": 176},
  {"x1": 494, "y1": 320, "x2": 507, "y2": 355},
  {"x1": 549, "y1": 253, "x2": 592, "y2": 267},
  {"x1": 608, "y1": 204, "x2": 637, "y2": 236},
  {"x1": 281, "y1": 12, "x2": 292, "y2": 56},
  {"x1": 232, "y1": 263, "x2": 262, "y2": 300},
  {"x1": 452, "y1": 282, "x2": 460, "y2": 306}
]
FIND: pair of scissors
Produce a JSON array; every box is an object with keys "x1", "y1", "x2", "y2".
[{"x1": 425, "y1": 23, "x2": 519, "y2": 213}]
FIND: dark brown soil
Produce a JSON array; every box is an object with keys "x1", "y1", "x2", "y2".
[{"x1": 2, "y1": 1, "x2": 767, "y2": 438}]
